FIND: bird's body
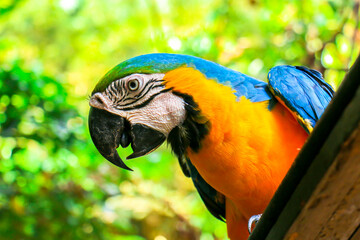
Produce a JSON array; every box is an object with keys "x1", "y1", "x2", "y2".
[
  {"x1": 164, "y1": 66, "x2": 308, "y2": 238},
  {"x1": 88, "y1": 53, "x2": 334, "y2": 239}
]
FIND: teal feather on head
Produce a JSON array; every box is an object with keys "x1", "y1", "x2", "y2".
[
  {"x1": 92, "y1": 53, "x2": 272, "y2": 103},
  {"x1": 93, "y1": 54, "x2": 187, "y2": 94}
]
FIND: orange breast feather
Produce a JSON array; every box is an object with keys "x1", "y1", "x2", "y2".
[{"x1": 164, "y1": 67, "x2": 308, "y2": 239}]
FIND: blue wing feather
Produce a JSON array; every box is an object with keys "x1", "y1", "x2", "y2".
[{"x1": 268, "y1": 65, "x2": 334, "y2": 133}]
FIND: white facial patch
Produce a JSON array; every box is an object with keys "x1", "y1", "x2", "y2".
[
  {"x1": 125, "y1": 92, "x2": 186, "y2": 135},
  {"x1": 90, "y1": 73, "x2": 186, "y2": 136}
]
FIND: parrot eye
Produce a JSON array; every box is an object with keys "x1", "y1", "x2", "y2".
[{"x1": 128, "y1": 79, "x2": 139, "y2": 91}]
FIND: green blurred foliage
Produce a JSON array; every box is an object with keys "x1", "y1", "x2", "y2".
[{"x1": 0, "y1": 0, "x2": 359, "y2": 239}]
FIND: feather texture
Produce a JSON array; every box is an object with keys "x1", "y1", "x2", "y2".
[
  {"x1": 93, "y1": 53, "x2": 271, "y2": 103},
  {"x1": 94, "y1": 53, "x2": 335, "y2": 239},
  {"x1": 268, "y1": 66, "x2": 334, "y2": 133}
]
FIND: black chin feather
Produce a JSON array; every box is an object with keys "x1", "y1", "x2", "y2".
[
  {"x1": 167, "y1": 92, "x2": 210, "y2": 177},
  {"x1": 167, "y1": 92, "x2": 226, "y2": 221}
]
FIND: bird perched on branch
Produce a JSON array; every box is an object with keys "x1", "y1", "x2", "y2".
[{"x1": 88, "y1": 53, "x2": 334, "y2": 239}]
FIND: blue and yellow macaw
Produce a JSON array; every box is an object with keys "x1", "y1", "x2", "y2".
[{"x1": 88, "y1": 53, "x2": 334, "y2": 239}]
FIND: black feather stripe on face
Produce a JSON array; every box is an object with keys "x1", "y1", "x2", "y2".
[{"x1": 105, "y1": 76, "x2": 167, "y2": 111}]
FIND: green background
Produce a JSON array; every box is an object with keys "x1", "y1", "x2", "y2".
[{"x1": 0, "y1": 0, "x2": 358, "y2": 239}]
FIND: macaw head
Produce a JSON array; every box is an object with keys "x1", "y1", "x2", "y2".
[
  {"x1": 89, "y1": 53, "x2": 268, "y2": 170},
  {"x1": 89, "y1": 54, "x2": 212, "y2": 170}
]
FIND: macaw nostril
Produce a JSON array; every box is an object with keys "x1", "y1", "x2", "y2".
[
  {"x1": 96, "y1": 96, "x2": 104, "y2": 105},
  {"x1": 90, "y1": 93, "x2": 108, "y2": 109}
]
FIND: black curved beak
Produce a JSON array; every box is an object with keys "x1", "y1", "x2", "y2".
[{"x1": 88, "y1": 107, "x2": 166, "y2": 170}]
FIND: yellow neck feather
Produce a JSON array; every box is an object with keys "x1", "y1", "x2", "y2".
[
  {"x1": 164, "y1": 67, "x2": 308, "y2": 218},
  {"x1": 163, "y1": 67, "x2": 269, "y2": 145}
]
